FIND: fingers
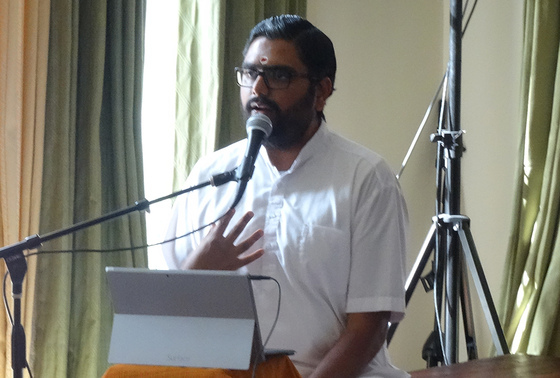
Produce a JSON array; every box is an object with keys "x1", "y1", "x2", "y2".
[
  {"x1": 238, "y1": 248, "x2": 265, "y2": 267},
  {"x1": 214, "y1": 208, "x2": 236, "y2": 235},
  {"x1": 235, "y1": 229, "x2": 264, "y2": 252},
  {"x1": 225, "y1": 211, "x2": 256, "y2": 244},
  {"x1": 198, "y1": 209, "x2": 264, "y2": 270}
]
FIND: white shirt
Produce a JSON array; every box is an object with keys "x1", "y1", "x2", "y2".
[{"x1": 163, "y1": 123, "x2": 409, "y2": 377}]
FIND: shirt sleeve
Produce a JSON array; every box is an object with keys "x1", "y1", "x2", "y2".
[{"x1": 346, "y1": 158, "x2": 409, "y2": 323}]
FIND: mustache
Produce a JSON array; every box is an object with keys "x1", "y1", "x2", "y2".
[{"x1": 245, "y1": 96, "x2": 281, "y2": 114}]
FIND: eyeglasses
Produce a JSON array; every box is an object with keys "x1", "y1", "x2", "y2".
[{"x1": 235, "y1": 66, "x2": 312, "y2": 89}]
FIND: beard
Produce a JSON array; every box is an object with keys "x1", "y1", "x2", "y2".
[{"x1": 242, "y1": 87, "x2": 317, "y2": 150}]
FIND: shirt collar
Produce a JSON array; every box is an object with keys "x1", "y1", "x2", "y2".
[{"x1": 260, "y1": 121, "x2": 329, "y2": 175}]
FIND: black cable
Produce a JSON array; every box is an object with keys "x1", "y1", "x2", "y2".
[
  {"x1": 250, "y1": 275, "x2": 282, "y2": 347},
  {"x1": 24, "y1": 211, "x2": 228, "y2": 258},
  {"x1": 248, "y1": 275, "x2": 282, "y2": 378},
  {"x1": 462, "y1": 0, "x2": 479, "y2": 37},
  {"x1": 25, "y1": 176, "x2": 247, "y2": 258},
  {"x1": 3, "y1": 271, "x2": 34, "y2": 377},
  {"x1": 3, "y1": 271, "x2": 13, "y2": 325}
]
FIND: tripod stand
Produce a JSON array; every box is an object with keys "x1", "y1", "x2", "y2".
[{"x1": 387, "y1": 0, "x2": 509, "y2": 366}]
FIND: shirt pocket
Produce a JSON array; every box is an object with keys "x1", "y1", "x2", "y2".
[{"x1": 297, "y1": 224, "x2": 351, "y2": 293}]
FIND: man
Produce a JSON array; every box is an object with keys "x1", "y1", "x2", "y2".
[{"x1": 163, "y1": 15, "x2": 409, "y2": 378}]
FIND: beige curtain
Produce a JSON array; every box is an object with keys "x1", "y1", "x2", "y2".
[
  {"x1": 173, "y1": 0, "x2": 306, "y2": 191},
  {"x1": 500, "y1": 0, "x2": 560, "y2": 358},
  {"x1": 0, "y1": 0, "x2": 50, "y2": 376}
]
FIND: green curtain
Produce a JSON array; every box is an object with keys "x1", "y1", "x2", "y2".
[
  {"x1": 173, "y1": 0, "x2": 306, "y2": 191},
  {"x1": 500, "y1": 0, "x2": 560, "y2": 358},
  {"x1": 30, "y1": 1, "x2": 148, "y2": 377}
]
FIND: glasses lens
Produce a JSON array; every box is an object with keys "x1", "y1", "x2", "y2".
[
  {"x1": 267, "y1": 68, "x2": 292, "y2": 89},
  {"x1": 236, "y1": 68, "x2": 255, "y2": 87},
  {"x1": 235, "y1": 67, "x2": 299, "y2": 89}
]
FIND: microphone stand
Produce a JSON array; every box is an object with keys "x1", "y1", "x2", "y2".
[{"x1": 0, "y1": 169, "x2": 238, "y2": 378}]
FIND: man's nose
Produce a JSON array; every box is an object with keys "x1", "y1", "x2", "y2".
[{"x1": 251, "y1": 73, "x2": 269, "y2": 97}]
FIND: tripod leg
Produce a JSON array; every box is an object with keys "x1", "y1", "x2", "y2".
[
  {"x1": 444, "y1": 225, "x2": 460, "y2": 364},
  {"x1": 457, "y1": 222, "x2": 510, "y2": 355},
  {"x1": 405, "y1": 221, "x2": 437, "y2": 304},
  {"x1": 422, "y1": 235, "x2": 446, "y2": 368},
  {"x1": 459, "y1": 255, "x2": 478, "y2": 360},
  {"x1": 387, "y1": 222, "x2": 436, "y2": 344}
]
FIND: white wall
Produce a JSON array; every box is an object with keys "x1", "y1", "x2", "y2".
[{"x1": 307, "y1": 0, "x2": 522, "y2": 372}]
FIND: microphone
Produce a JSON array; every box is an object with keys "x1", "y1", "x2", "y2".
[{"x1": 230, "y1": 113, "x2": 272, "y2": 209}]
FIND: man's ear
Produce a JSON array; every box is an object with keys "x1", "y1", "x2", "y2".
[{"x1": 314, "y1": 77, "x2": 334, "y2": 113}]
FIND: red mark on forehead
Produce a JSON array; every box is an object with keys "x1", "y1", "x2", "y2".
[{"x1": 259, "y1": 56, "x2": 269, "y2": 64}]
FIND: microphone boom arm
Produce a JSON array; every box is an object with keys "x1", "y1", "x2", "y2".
[{"x1": 0, "y1": 167, "x2": 238, "y2": 378}]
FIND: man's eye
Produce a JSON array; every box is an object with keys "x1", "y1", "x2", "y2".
[
  {"x1": 244, "y1": 69, "x2": 259, "y2": 79},
  {"x1": 272, "y1": 70, "x2": 292, "y2": 81}
]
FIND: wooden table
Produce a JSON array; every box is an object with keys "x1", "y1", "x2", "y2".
[
  {"x1": 102, "y1": 355, "x2": 301, "y2": 377},
  {"x1": 410, "y1": 354, "x2": 560, "y2": 377}
]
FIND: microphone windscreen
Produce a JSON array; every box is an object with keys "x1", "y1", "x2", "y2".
[{"x1": 246, "y1": 113, "x2": 272, "y2": 137}]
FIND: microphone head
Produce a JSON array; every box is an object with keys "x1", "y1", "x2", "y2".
[{"x1": 246, "y1": 113, "x2": 272, "y2": 137}]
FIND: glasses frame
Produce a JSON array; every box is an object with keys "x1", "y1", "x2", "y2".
[{"x1": 235, "y1": 66, "x2": 312, "y2": 89}]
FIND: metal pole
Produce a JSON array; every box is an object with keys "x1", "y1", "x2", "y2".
[{"x1": 444, "y1": 0, "x2": 463, "y2": 364}]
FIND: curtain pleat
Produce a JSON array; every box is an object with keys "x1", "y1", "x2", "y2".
[
  {"x1": 30, "y1": 1, "x2": 147, "y2": 377},
  {"x1": 173, "y1": 0, "x2": 306, "y2": 191},
  {"x1": 0, "y1": 0, "x2": 50, "y2": 376},
  {"x1": 500, "y1": 0, "x2": 560, "y2": 357},
  {"x1": 173, "y1": 0, "x2": 225, "y2": 191}
]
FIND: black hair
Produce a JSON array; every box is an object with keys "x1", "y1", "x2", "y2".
[{"x1": 243, "y1": 15, "x2": 337, "y2": 120}]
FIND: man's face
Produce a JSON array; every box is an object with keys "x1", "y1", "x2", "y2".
[{"x1": 240, "y1": 37, "x2": 319, "y2": 150}]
